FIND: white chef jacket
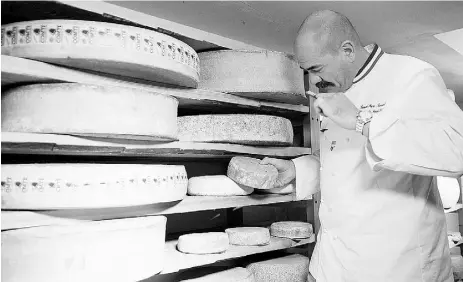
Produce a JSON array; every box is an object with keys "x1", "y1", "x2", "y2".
[{"x1": 293, "y1": 44, "x2": 463, "y2": 282}]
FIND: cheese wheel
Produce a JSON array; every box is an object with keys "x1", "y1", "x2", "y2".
[
  {"x1": 198, "y1": 50, "x2": 306, "y2": 104},
  {"x1": 1, "y1": 163, "x2": 188, "y2": 210},
  {"x1": 177, "y1": 232, "x2": 229, "y2": 254},
  {"x1": 225, "y1": 227, "x2": 270, "y2": 246},
  {"x1": 1, "y1": 83, "x2": 178, "y2": 141},
  {"x1": 1, "y1": 20, "x2": 199, "y2": 87},
  {"x1": 246, "y1": 254, "x2": 309, "y2": 282},
  {"x1": 188, "y1": 175, "x2": 254, "y2": 196},
  {"x1": 178, "y1": 114, "x2": 294, "y2": 146},
  {"x1": 259, "y1": 183, "x2": 294, "y2": 195},
  {"x1": 227, "y1": 157, "x2": 278, "y2": 190},
  {"x1": 270, "y1": 221, "x2": 313, "y2": 239},
  {"x1": 2, "y1": 216, "x2": 167, "y2": 282},
  {"x1": 181, "y1": 267, "x2": 254, "y2": 282}
]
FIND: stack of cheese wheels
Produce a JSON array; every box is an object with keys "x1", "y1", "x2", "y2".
[
  {"x1": 177, "y1": 232, "x2": 230, "y2": 254},
  {"x1": 227, "y1": 156, "x2": 278, "y2": 190},
  {"x1": 1, "y1": 163, "x2": 188, "y2": 209},
  {"x1": 225, "y1": 227, "x2": 270, "y2": 246},
  {"x1": 1, "y1": 83, "x2": 179, "y2": 141},
  {"x1": 246, "y1": 254, "x2": 310, "y2": 282},
  {"x1": 270, "y1": 221, "x2": 313, "y2": 239},
  {"x1": 198, "y1": 50, "x2": 306, "y2": 104},
  {"x1": 181, "y1": 267, "x2": 255, "y2": 282},
  {"x1": 1, "y1": 20, "x2": 200, "y2": 87},
  {"x1": 178, "y1": 114, "x2": 294, "y2": 146},
  {"x1": 2, "y1": 216, "x2": 167, "y2": 282},
  {"x1": 188, "y1": 175, "x2": 254, "y2": 196}
]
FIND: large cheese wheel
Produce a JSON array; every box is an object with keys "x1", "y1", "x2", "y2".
[
  {"x1": 1, "y1": 83, "x2": 178, "y2": 141},
  {"x1": 198, "y1": 50, "x2": 305, "y2": 104},
  {"x1": 188, "y1": 175, "x2": 254, "y2": 196},
  {"x1": 259, "y1": 183, "x2": 294, "y2": 195},
  {"x1": 2, "y1": 216, "x2": 167, "y2": 282},
  {"x1": 1, "y1": 163, "x2": 188, "y2": 210},
  {"x1": 177, "y1": 232, "x2": 229, "y2": 254},
  {"x1": 270, "y1": 221, "x2": 313, "y2": 239},
  {"x1": 178, "y1": 114, "x2": 294, "y2": 146},
  {"x1": 181, "y1": 267, "x2": 254, "y2": 282},
  {"x1": 227, "y1": 157, "x2": 278, "y2": 190},
  {"x1": 1, "y1": 20, "x2": 199, "y2": 87},
  {"x1": 246, "y1": 254, "x2": 309, "y2": 282},
  {"x1": 225, "y1": 227, "x2": 270, "y2": 246}
]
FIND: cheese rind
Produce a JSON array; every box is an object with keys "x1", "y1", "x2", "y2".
[
  {"x1": 246, "y1": 254, "x2": 310, "y2": 282},
  {"x1": 1, "y1": 20, "x2": 199, "y2": 87},
  {"x1": 181, "y1": 267, "x2": 254, "y2": 282},
  {"x1": 1, "y1": 83, "x2": 179, "y2": 141},
  {"x1": 177, "y1": 232, "x2": 230, "y2": 254},
  {"x1": 227, "y1": 157, "x2": 278, "y2": 190},
  {"x1": 270, "y1": 221, "x2": 313, "y2": 239},
  {"x1": 2, "y1": 216, "x2": 167, "y2": 282},
  {"x1": 188, "y1": 175, "x2": 254, "y2": 196},
  {"x1": 259, "y1": 183, "x2": 294, "y2": 195},
  {"x1": 225, "y1": 227, "x2": 270, "y2": 246},
  {"x1": 1, "y1": 163, "x2": 188, "y2": 210},
  {"x1": 178, "y1": 114, "x2": 294, "y2": 146},
  {"x1": 198, "y1": 50, "x2": 306, "y2": 104}
]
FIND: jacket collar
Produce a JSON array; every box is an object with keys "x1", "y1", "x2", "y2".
[{"x1": 353, "y1": 43, "x2": 384, "y2": 84}]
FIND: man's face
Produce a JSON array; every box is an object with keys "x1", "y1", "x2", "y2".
[{"x1": 295, "y1": 36, "x2": 355, "y2": 93}]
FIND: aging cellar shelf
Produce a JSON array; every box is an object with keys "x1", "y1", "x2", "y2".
[{"x1": 1, "y1": 194, "x2": 311, "y2": 230}]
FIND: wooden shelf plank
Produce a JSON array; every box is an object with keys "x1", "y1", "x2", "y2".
[
  {"x1": 161, "y1": 234, "x2": 315, "y2": 274},
  {"x1": 1, "y1": 55, "x2": 310, "y2": 115},
  {"x1": 445, "y1": 203, "x2": 463, "y2": 214},
  {"x1": 1, "y1": 132, "x2": 311, "y2": 158},
  {"x1": 1, "y1": 194, "x2": 311, "y2": 230}
]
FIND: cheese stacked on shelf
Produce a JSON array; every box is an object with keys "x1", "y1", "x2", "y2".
[
  {"x1": 1, "y1": 163, "x2": 188, "y2": 209},
  {"x1": 177, "y1": 232, "x2": 230, "y2": 254},
  {"x1": 1, "y1": 20, "x2": 200, "y2": 87},
  {"x1": 2, "y1": 216, "x2": 167, "y2": 282},
  {"x1": 1, "y1": 83, "x2": 179, "y2": 141},
  {"x1": 225, "y1": 227, "x2": 270, "y2": 246},
  {"x1": 270, "y1": 221, "x2": 313, "y2": 239},
  {"x1": 246, "y1": 254, "x2": 310, "y2": 282},
  {"x1": 181, "y1": 267, "x2": 255, "y2": 282},
  {"x1": 188, "y1": 175, "x2": 254, "y2": 196}
]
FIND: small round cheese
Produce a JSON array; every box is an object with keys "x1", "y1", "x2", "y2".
[
  {"x1": 225, "y1": 227, "x2": 270, "y2": 246},
  {"x1": 188, "y1": 175, "x2": 254, "y2": 196},
  {"x1": 270, "y1": 221, "x2": 313, "y2": 239},
  {"x1": 181, "y1": 267, "x2": 254, "y2": 282},
  {"x1": 177, "y1": 232, "x2": 229, "y2": 254},
  {"x1": 246, "y1": 254, "x2": 310, "y2": 282},
  {"x1": 227, "y1": 157, "x2": 278, "y2": 190},
  {"x1": 1, "y1": 83, "x2": 179, "y2": 141},
  {"x1": 178, "y1": 114, "x2": 294, "y2": 146}
]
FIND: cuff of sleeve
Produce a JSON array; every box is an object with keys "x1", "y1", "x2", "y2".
[{"x1": 292, "y1": 155, "x2": 320, "y2": 200}]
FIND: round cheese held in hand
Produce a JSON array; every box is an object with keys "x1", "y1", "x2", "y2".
[
  {"x1": 177, "y1": 232, "x2": 230, "y2": 254},
  {"x1": 225, "y1": 227, "x2": 270, "y2": 246},
  {"x1": 227, "y1": 157, "x2": 278, "y2": 190},
  {"x1": 270, "y1": 221, "x2": 313, "y2": 239},
  {"x1": 188, "y1": 175, "x2": 254, "y2": 196}
]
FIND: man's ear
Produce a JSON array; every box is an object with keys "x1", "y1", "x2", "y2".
[{"x1": 340, "y1": 40, "x2": 355, "y2": 62}]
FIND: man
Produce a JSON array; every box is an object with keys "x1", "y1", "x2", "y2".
[{"x1": 262, "y1": 10, "x2": 463, "y2": 282}]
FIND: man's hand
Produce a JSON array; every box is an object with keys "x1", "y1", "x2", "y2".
[
  {"x1": 308, "y1": 91, "x2": 358, "y2": 131},
  {"x1": 260, "y1": 157, "x2": 296, "y2": 188}
]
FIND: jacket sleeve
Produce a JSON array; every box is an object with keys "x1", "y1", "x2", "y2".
[
  {"x1": 291, "y1": 154, "x2": 320, "y2": 200},
  {"x1": 365, "y1": 66, "x2": 463, "y2": 177}
]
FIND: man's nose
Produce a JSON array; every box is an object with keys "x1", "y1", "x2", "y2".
[{"x1": 309, "y1": 75, "x2": 321, "y2": 86}]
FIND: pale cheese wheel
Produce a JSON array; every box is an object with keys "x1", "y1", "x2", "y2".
[
  {"x1": 181, "y1": 267, "x2": 254, "y2": 282},
  {"x1": 188, "y1": 175, "x2": 254, "y2": 196},
  {"x1": 246, "y1": 254, "x2": 310, "y2": 282},
  {"x1": 2, "y1": 216, "x2": 167, "y2": 282},
  {"x1": 177, "y1": 232, "x2": 229, "y2": 254},
  {"x1": 227, "y1": 157, "x2": 278, "y2": 190},
  {"x1": 1, "y1": 83, "x2": 178, "y2": 141},
  {"x1": 259, "y1": 183, "x2": 294, "y2": 195},
  {"x1": 225, "y1": 227, "x2": 270, "y2": 246},
  {"x1": 1, "y1": 163, "x2": 188, "y2": 210},
  {"x1": 198, "y1": 50, "x2": 305, "y2": 104},
  {"x1": 178, "y1": 114, "x2": 294, "y2": 146},
  {"x1": 1, "y1": 20, "x2": 199, "y2": 87},
  {"x1": 270, "y1": 221, "x2": 313, "y2": 239}
]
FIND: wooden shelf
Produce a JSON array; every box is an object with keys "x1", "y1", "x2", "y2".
[
  {"x1": 1, "y1": 132, "x2": 311, "y2": 159},
  {"x1": 160, "y1": 234, "x2": 315, "y2": 274},
  {"x1": 445, "y1": 204, "x2": 463, "y2": 214},
  {"x1": 1, "y1": 55, "x2": 310, "y2": 118},
  {"x1": 1, "y1": 194, "x2": 310, "y2": 230}
]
